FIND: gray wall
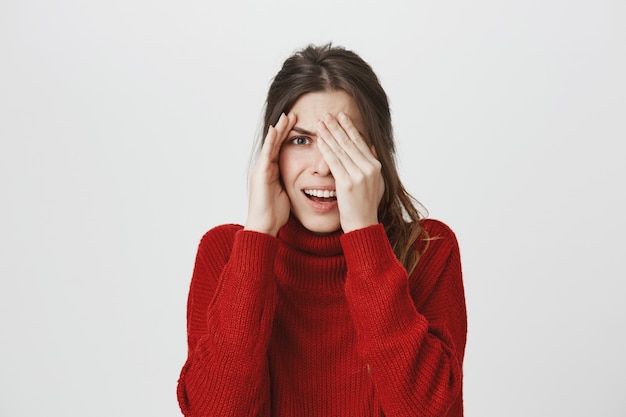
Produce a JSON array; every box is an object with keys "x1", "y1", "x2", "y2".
[{"x1": 1, "y1": 0, "x2": 624, "y2": 415}]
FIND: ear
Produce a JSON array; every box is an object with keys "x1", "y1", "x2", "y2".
[{"x1": 370, "y1": 145, "x2": 379, "y2": 159}]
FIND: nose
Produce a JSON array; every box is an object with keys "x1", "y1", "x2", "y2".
[{"x1": 312, "y1": 145, "x2": 331, "y2": 176}]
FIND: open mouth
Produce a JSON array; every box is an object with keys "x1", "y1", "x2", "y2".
[{"x1": 303, "y1": 189, "x2": 337, "y2": 203}]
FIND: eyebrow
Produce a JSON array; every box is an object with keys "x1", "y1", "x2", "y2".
[
  {"x1": 290, "y1": 125, "x2": 367, "y2": 139},
  {"x1": 290, "y1": 126, "x2": 316, "y2": 136}
]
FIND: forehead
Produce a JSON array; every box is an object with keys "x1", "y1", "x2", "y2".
[{"x1": 289, "y1": 90, "x2": 366, "y2": 134}]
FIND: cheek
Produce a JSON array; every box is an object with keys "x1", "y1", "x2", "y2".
[
  {"x1": 279, "y1": 147, "x2": 313, "y2": 188},
  {"x1": 278, "y1": 151, "x2": 296, "y2": 186}
]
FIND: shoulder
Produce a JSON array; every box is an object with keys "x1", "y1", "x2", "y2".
[
  {"x1": 418, "y1": 219, "x2": 459, "y2": 252},
  {"x1": 410, "y1": 219, "x2": 463, "y2": 298},
  {"x1": 414, "y1": 219, "x2": 461, "y2": 271},
  {"x1": 199, "y1": 223, "x2": 243, "y2": 244},
  {"x1": 420, "y1": 218, "x2": 457, "y2": 240},
  {"x1": 197, "y1": 223, "x2": 244, "y2": 260}
]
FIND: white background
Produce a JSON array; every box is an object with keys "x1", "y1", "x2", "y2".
[{"x1": 1, "y1": 0, "x2": 625, "y2": 416}]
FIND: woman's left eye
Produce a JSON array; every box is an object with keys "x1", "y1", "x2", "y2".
[{"x1": 290, "y1": 137, "x2": 311, "y2": 145}]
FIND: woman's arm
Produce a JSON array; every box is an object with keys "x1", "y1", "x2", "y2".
[
  {"x1": 177, "y1": 226, "x2": 279, "y2": 417},
  {"x1": 317, "y1": 111, "x2": 466, "y2": 415},
  {"x1": 341, "y1": 219, "x2": 467, "y2": 417},
  {"x1": 177, "y1": 113, "x2": 297, "y2": 416}
]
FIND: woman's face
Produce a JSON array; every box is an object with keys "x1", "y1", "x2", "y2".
[{"x1": 279, "y1": 90, "x2": 366, "y2": 234}]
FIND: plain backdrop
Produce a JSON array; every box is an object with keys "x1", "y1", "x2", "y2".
[{"x1": 1, "y1": 0, "x2": 625, "y2": 416}]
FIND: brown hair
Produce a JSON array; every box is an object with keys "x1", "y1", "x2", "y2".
[{"x1": 261, "y1": 43, "x2": 427, "y2": 274}]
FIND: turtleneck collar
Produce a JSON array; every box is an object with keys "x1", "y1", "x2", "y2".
[
  {"x1": 277, "y1": 214, "x2": 344, "y2": 257},
  {"x1": 275, "y1": 215, "x2": 347, "y2": 292}
]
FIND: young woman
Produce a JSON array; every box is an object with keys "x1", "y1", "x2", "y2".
[{"x1": 177, "y1": 44, "x2": 467, "y2": 417}]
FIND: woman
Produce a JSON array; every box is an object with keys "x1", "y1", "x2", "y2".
[{"x1": 177, "y1": 43, "x2": 467, "y2": 417}]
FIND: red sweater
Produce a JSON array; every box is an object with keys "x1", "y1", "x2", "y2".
[{"x1": 177, "y1": 215, "x2": 466, "y2": 416}]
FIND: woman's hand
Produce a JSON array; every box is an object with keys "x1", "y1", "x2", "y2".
[
  {"x1": 316, "y1": 112, "x2": 385, "y2": 233},
  {"x1": 245, "y1": 113, "x2": 297, "y2": 236}
]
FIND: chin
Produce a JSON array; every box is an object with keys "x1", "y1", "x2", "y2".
[{"x1": 297, "y1": 215, "x2": 341, "y2": 235}]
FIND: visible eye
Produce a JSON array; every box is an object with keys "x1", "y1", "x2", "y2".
[{"x1": 289, "y1": 136, "x2": 311, "y2": 146}]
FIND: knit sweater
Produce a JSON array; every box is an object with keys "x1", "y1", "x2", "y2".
[{"x1": 177, "y1": 215, "x2": 466, "y2": 417}]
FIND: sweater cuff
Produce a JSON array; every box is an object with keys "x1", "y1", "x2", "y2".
[
  {"x1": 229, "y1": 229, "x2": 279, "y2": 273},
  {"x1": 340, "y1": 224, "x2": 399, "y2": 271},
  {"x1": 340, "y1": 224, "x2": 426, "y2": 349}
]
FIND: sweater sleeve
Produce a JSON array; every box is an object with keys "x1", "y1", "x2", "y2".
[
  {"x1": 340, "y1": 220, "x2": 467, "y2": 417},
  {"x1": 177, "y1": 225, "x2": 279, "y2": 417}
]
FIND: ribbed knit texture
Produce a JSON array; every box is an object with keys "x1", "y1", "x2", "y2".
[{"x1": 177, "y1": 215, "x2": 466, "y2": 417}]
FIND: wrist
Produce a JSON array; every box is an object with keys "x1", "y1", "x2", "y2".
[
  {"x1": 244, "y1": 221, "x2": 280, "y2": 237},
  {"x1": 341, "y1": 216, "x2": 379, "y2": 234}
]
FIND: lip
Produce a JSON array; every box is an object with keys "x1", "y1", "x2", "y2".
[
  {"x1": 301, "y1": 188, "x2": 338, "y2": 213},
  {"x1": 302, "y1": 185, "x2": 336, "y2": 191}
]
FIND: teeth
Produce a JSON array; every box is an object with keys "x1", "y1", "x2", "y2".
[{"x1": 304, "y1": 189, "x2": 337, "y2": 198}]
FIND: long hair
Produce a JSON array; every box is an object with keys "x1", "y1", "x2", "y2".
[{"x1": 261, "y1": 43, "x2": 426, "y2": 274}]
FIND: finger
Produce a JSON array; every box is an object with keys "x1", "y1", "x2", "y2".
[
  {"x1": 317, "y1": 117, "x2": 370, "y2": 177},
  {"x1": 278, "y1": 111, "x2": 297, "y2": 136},
  {"x1": 336, "y1": 112, "x2": 378, "y2": 163},
  {"x1": 272, "y1": 112, "x2": 297, "y2": 158},
  {"x1": 262, "y1": 113, "x2": 296, "y2": 161},
  {"x1": 316, "y1": 134, "x2": 351, "y2": 180},
  {"x1": 316, "y1": 119, "x2": 355, "y2": 169},
  {"x1": 321, "y1": 113, "x2": 357, "y2": 152},
  {"x1": 320, "y1": 113, "x2": 377, "y2": 169}
]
